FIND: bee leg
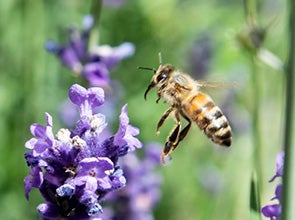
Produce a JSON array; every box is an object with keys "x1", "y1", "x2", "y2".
[
  {"x1": 161, "y1": 111, "x2": 181, "y2": 163},
  {"x1": 156, "y1": 93, "x2": 161, "y2": 103},
  {"x1": 156, "y1": 107, "x2": 174, "y2": 135},
  {"x1": 161, "y1": 123, "x2": 181, "y2": 163},
  {"x1": 161, "y1": 113, "x2": 191, "y2": 163},
  {"x1": 174, "y1": 113, "x2": 191, "y2": 148}
]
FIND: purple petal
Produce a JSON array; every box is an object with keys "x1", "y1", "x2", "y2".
[
  {"x1": 144, "y1": 142, "x2": 162, "y2": 165},
  {"x1": 25, "y1": 138, "x2": 37, "y2": 149},
  {"x1": 271, "y1": 184, "x2": 282, "y2": 202},
  {"x1": 79, "y1": 189, "x2": 98, "y2": 205},
  {"x1": 68, "y1": 27, "x2": 88, "y2": 61},
  {"x1": 30, "y1": 124, "x2": 47, "y2": 138},
  {"x1": 58, "y1": 46, "x2": 83, "y2": 73},
  {"x1": 83, "y1": 62, "x2": 110, "y2": 87},
  {"x1": 44, "y1": 40, "x2": 60, "y2": 54},
  {"x1": 261, "y1": 204, "x2": 281, "y2": 218},
  {"x1": 91, "y1": 42, "x2": 135, "y2": 69},
  {"x1": 82, "y1": 14, "x2": 94, "y2": 30},
  {"x1": 87, "y1": 87, "x2": 105, "y2": 108},
  {"x1": 110, "y1": 168, "x2": 126, "y2": 189},
  {"x1": 58, "y1": 100, "x2": 79, "y2": 128},
  {"x1": 114, "y1": 42, "x2": 136, "y2": 58},
  {"x1": 26, "y1": 113, "x2": 55, "y2": 154},
  {"x1": 69, "y1": 84, "x2": 88, "y2": 106},
  {"x1": 69, "y1": 84, "x2": 105, "y2": 116},
  {"x1": 275, "y1": 152, "x2": 284, "y2": 176},
  {"x1": 76, "y1": 157, "x2": 114, "y2": 180},
  {"x1": 114, "y1": 104, "x2": 142, "y2": 151},
  {"x1": 24, "y1": 167, "x2": 43, "y2": 200},
  {"x1": 45, "y1": 112, "x2": 53, "y2": 127},
  {"x1": 270, "y1": 152, "x2": 285, "y2": 182},
  {"x1": 97, "y1": 176, "x2": 112, "y2": 190}
]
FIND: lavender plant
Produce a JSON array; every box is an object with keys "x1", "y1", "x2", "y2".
[
  {"x1": 44, "y1": 14, "x2": 135, "y2": 87},
  {"x1": 96, "y1": 143, "x2": 162, "y2": 220},
  {"x1": 24, "y1": 84, "x2": 142, "y2": 219},
  {"x1": 261, "y1": 152, "x2": 284, "y2": 220}
]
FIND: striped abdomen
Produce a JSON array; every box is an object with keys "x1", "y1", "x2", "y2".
[{"x1": 183, "y1": 92, "x2": 232, "y2": 146}]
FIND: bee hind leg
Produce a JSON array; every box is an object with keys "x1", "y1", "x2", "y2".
[
  {"x1": 177, "y1": 113, "x2": 192, "y2": 144},
  {"x1": 161, "y1": 112, "x2": 191, "y2": 164},
  {"x1": 162, "y1": 123, "x2": 181, "y2": 163}
]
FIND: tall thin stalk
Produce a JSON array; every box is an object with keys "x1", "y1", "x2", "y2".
[
  {"x1": 89, "y1": 0, "x2": 102, "y2": 49},
  {"x1": 281, "y1": 0, "x2": 295, "y2": 219},
  {"x1": 242, "y1": 0, "x2": 263, "y2": 219}
]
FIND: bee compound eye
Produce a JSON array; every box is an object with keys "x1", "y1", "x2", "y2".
[{"x1": 157, "y1": 71, "x2": 168, "y2": 82}]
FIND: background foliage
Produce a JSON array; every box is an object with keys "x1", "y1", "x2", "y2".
[{"x1": 0, "y1": 0, "x2": 288, "y2": 219}]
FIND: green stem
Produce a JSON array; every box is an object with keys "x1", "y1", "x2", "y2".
[
  {"x1": 250, "y1": 56, "x2": 263, "y2": 187},
  {"x1": 281, "y1": 0, "x2": 295, "y2": 219},
  {"x1": 88, "y1": 0, "x2": 102, "y2": 49},
  {"x1": 243, "y1": 0, "x2": 263, "y2": 219},
  {"x1": 249, "y1": 55, "x2": 263, "y2": 220},
  {"x1": 243, "y1": 0, "x2": 257, "y2": 23}
]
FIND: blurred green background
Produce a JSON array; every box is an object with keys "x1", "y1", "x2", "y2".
[{"x1": 0, "y1": 0, "x2": 288, "y2": 219}]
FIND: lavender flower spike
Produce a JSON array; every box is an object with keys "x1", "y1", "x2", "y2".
[
  {"x1": 114, "y1": 104, "x2": 143, "y2": 152},
  {"x1": 68, "y1": 84, "x2": 104, "y2": 116},
  {"x1": 261, "y1": 151, "x2": 284, "y2": 220},
  {"x1": 45, "y1": 14, "x2": 136, "y2": 87},
  {"x1": 24, "y1": 84, "x2": 142, "y2": 219},
  {"x1": 269, "y1": 151, "x2": 284, "y2": 182}
]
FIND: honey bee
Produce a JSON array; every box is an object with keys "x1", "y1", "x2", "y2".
[{"x1": 139, "y1": 53, "x2": 232, "y2": 163}]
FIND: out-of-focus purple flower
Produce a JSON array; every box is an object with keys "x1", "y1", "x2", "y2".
[
  {"x1": 45, "y1": 15, "x2": 135, "y2": 87},
  {"x1": 59, "y1": 100, "x2": 79, "y2": 128},
  {"x1": 24, "y1": 84, "x2": 142, "y2": 219},
  {"x1": 90, "y1": 42, "x2": 135, "y2": 70},
  {"x1": 59, "y1": 80, "x2": 124, "y2": 132},
  {"x1": 188, "y1": 33, "x2": 213, "y2": 79},
  {"x1": 114, "y1": 104, "x2": 142, "y2": 152},
  {"x1": 261, "y1": 151, "x2": 284, "y2": 220},
  {"x1": 261, "y1": 204, "x2": 281, "y2": 220},
  {"x1": 196, "y1": 163, "x2": 225, "y2": 196},
  {"x1": 269, "y1": 151, "x2": 284, "y2": 182},
  {"x1": 101, "y1": 142, "x2": 162, "y2": 220}
]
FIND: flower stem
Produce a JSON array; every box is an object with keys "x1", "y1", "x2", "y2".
[
  {"x1": 249, "y1": 55, "x2": 263, "y2": 220},
  {"x1": 242, "y1": 0, "x2": 263, "y2": 219},
  {"x1": 281, "y1": 0, "x2": 295, "y2": 219},
  {"x1": 89, "y1": 0, "x2": 102, "y2": 49}
]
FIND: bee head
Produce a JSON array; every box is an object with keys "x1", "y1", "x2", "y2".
[{"x1": 138, "y1": 53, "x2": 174, "y2": 100}]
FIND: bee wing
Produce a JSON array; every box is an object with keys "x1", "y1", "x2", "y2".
[{"x1": 195, "y1": 80, "x2": 239, "y2": 89}]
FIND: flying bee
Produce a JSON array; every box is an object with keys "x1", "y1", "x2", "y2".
[{"x1": 138, "y1": 53, "x2": 232, "y2": 164}]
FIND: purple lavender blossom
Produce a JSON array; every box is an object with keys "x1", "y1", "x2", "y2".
[
  {"x1": 269, "y1": 152, "x2": 284, "y2": 182},
  {"x1": 188, "y1": 33, "x2": 213, "y2": 79},
  {"x1": 261, "y1": 152, "x2": 284, "y2": 220},
  {"x1": 24, "y1": 84, "x2": 142, "y2": 219},
  {"x1": 45, "y1": 15, "x2": 135, "y2": 87},
  {"x1": 99, "y1": 143, "x2": 162, "y2": 220}
]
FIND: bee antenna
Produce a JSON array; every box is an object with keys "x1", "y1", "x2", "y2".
[
  {"x1": 137, "y1": 66, "x2": 157, "y2": 73},
  {"x1": 158, "y1": 52, "x2": 162, "y2": 66}
]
